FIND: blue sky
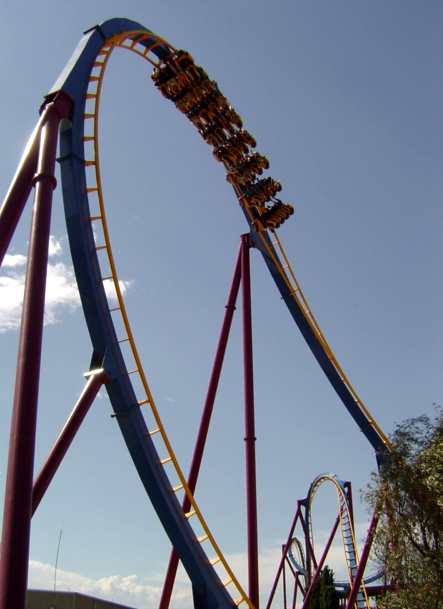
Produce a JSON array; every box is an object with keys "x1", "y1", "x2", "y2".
[{"x1": 0, "y1": 2, "x2": 442, "y2": 608}]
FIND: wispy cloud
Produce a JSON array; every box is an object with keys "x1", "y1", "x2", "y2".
[
  {"x1": 0, "y1": 236, "x2": 132, "y2": 333},
  {"x1": 28, "y1": 526, "x2": 377, "y2": 608},
  {"x1": 28, "y1": 560, "x2": 192, "y2": 608}
]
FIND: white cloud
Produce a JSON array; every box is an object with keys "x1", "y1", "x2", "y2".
[
  {"x1": 103, "y1": 278, "x2": 133, "y2": 302},
  {"x1": 27, "y1": 531, "x2": 378, "y2": 609},
  {"x1": 0, "y1": 237, "x2": 133, "y2": 332},
  {"x1": 3, "y1": 253, "x2": 27, "y2": 267},
  {"x1": 43, "y1": 262, "x2": 81, "y2": 324},
  {"x1": 28, "y1": 560, "x2": 192, "y2": 608},
  {"x1": 48, "y1": 235, "x2": 63, "y2": 257}
]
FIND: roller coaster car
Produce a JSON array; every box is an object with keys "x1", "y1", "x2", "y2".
[
  {"x1": 233, "y1": 129, "x2": 256, "y2": 149},
  {"x1": 232, "y1": 152, "x2": 270, "y2": 181},
  {"x1": 240, "y1": 177, "x2": 282, "y2": 207},
  {"x1": 198, "y1": 124, "x2": 228, "y2": 146},
  {"x1": 214, "y1": 130, "x2": 256, "y2": 156},
  {"x1": 186, "y1": 92, "x2": 228, "y2": 120},
  {"x1": 253, "y1": 200, "x2": 294, "y2": 231},
  {"x1": 212, "y1": 142, "x2": 246, "y2": 166},
  {"x1": 171, "y1": 50, "x2": 195, "y2": 72}
]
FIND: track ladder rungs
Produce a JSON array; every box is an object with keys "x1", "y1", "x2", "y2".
[
  {"x1": 185, "y1": 510, "x2": 196, "y2": 519},
  {"x1": 148, "y1": 428, "x2": 160, "y2": 435},
  {"x1": 197, "y1": 534, "x2": 208, "y2": 542},
  {"x1": 235, "y1": 597, "x2": 245, "y2": 605},
  {"x1": 173, "y1": 484, "x2": 184, "y2": 492},
  {"x1": 222, "y1": 578, "x2": 233, "y2": 586},
  {"x1": 210, "y1": 556, "x2": 221, "y2": 565},
  {"x1": 161, "y1": 456, "x2": 172, "y2": 465}
]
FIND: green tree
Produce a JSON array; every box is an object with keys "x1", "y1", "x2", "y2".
[
  {"x1": 363, "y1": 409, "x2": 443, "y2": 608},
  {"x1": 305, "y1": 565, "x2": 341, "y2": 609}
]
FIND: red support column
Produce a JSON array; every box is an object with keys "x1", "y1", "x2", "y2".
[
  {"x1": 301, "y1": 516, "x2": 340, "y2": 609},
  {"x1": 159, "y1": 244, "x2": 243, "y2": 609},
  {"x1": 32, "y1": 369, "x2": 109, "y2": 516},
  {"x1": 266, "y1": 501, "x2": 303, "y2": 609},
  {"x1": 345, "y1": 506, "x2": 380, "y2": 609},
  {"x1": 241, "y1": 233, "x2": 260, "y2": 608},
  {"x1": 0, "y1": 106, "x2": 53, "y2": 266},
  {"x1": 0, "y1": 92, "x2": 71, "y2": 609}
]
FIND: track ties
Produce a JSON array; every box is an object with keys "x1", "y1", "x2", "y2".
[
  {"x1": 84, "y1": 136, "x2": 95, "y2": 142},
  {"x1": 222, "y1": 578, "x2": 233, "y2": 586},
  {"x1": 210, "y1": 556, "x2": 221, "y2": 565},
  {"x1": 185, "y1": 510, "x2": 196, "y2": 518},
  {"x1": 84, "y1": 113, "x2": 95, "y2": 119},
  {"x1": 197, "y1": 534, "x2": 208, "y2": 542},
  {"x1": 95, "y1": 245, "x2": 107, "y2": 251},
  {"x1": 161, "y1": 456, "x2": 172, "y2": 465},
  {"x1": 173, "y1": 484, "x2": 184, "y2": 492},
  {"x1": 149, "y1": 428, "x2": 160, "y2": 435}
]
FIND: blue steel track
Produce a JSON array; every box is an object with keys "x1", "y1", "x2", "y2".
[{"x1": 50, "y1": 17, "x2": 390, "y2": 608}]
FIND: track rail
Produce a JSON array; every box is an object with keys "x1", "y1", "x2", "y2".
[
  {"x1": 55, "y1": 19, "x2": 250, "y2": 609},
  {"x1": 50, "y1": 17, "x2": 392, "y2": 608},
  {"x1": 305, "y1": 475, "x2": 369, "y2": 608}
]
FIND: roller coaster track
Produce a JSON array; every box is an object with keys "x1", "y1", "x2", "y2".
[
  {"x1": 306, "y1": 475, "x2": 369, "y2": 608},
  {"x1": 287, "y1": 474, "x2": 383, "y2": 608},
  {"x1": 30, "y1": 17, "x2": 392, "y2": 607}
]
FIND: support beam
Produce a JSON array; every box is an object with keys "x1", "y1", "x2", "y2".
[
  {"x1": 345, "y1": 506, "x2": 380, "y2": 609},
  {"x1": 301, "y1": 516, "x2": 340, "y2": 609},
  {"x1": 159, "y1": 242, "x2": 243, "y2": 609},
  {"x1": 0, "y1": 92, "x2": 71, "y2": 609},
  {"x1": 241, "y1": 233, "x2": 259, "y2": 608},
  {"x1": 32, "y1": 369, "x2": 109, "y2": 516},
  {"x1": 0, "y1": 104, "x2": 56, "y2": 266}
]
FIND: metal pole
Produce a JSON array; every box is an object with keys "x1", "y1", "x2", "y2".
[
  {"x1": 301, "y1": 515, "x2": 340, "y2": 609},
  {"x1": 0, "y1": 92, "x2": 71, "y2": 609},
  {"x1": 0, "y1": 106, "x2": 53, "y2": 266},
  {"x1": 32, "y1": 369, "x2": 109, "y2": 516},
  {"x1": 282, "y1": 545, "x2": 287, "y2": 609},
  {"x1": 266, "y1": 502, "x2": 303, "y2": 609},
  {"x1": 345, "y1": 506, "x2": 380, "y2": 609},
  {"x1": 241, "y1": 233, "x2": 259, "y2": 608},
  {"x1": 159, "y1": 243, "x2": 243, "y2": 609}
]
